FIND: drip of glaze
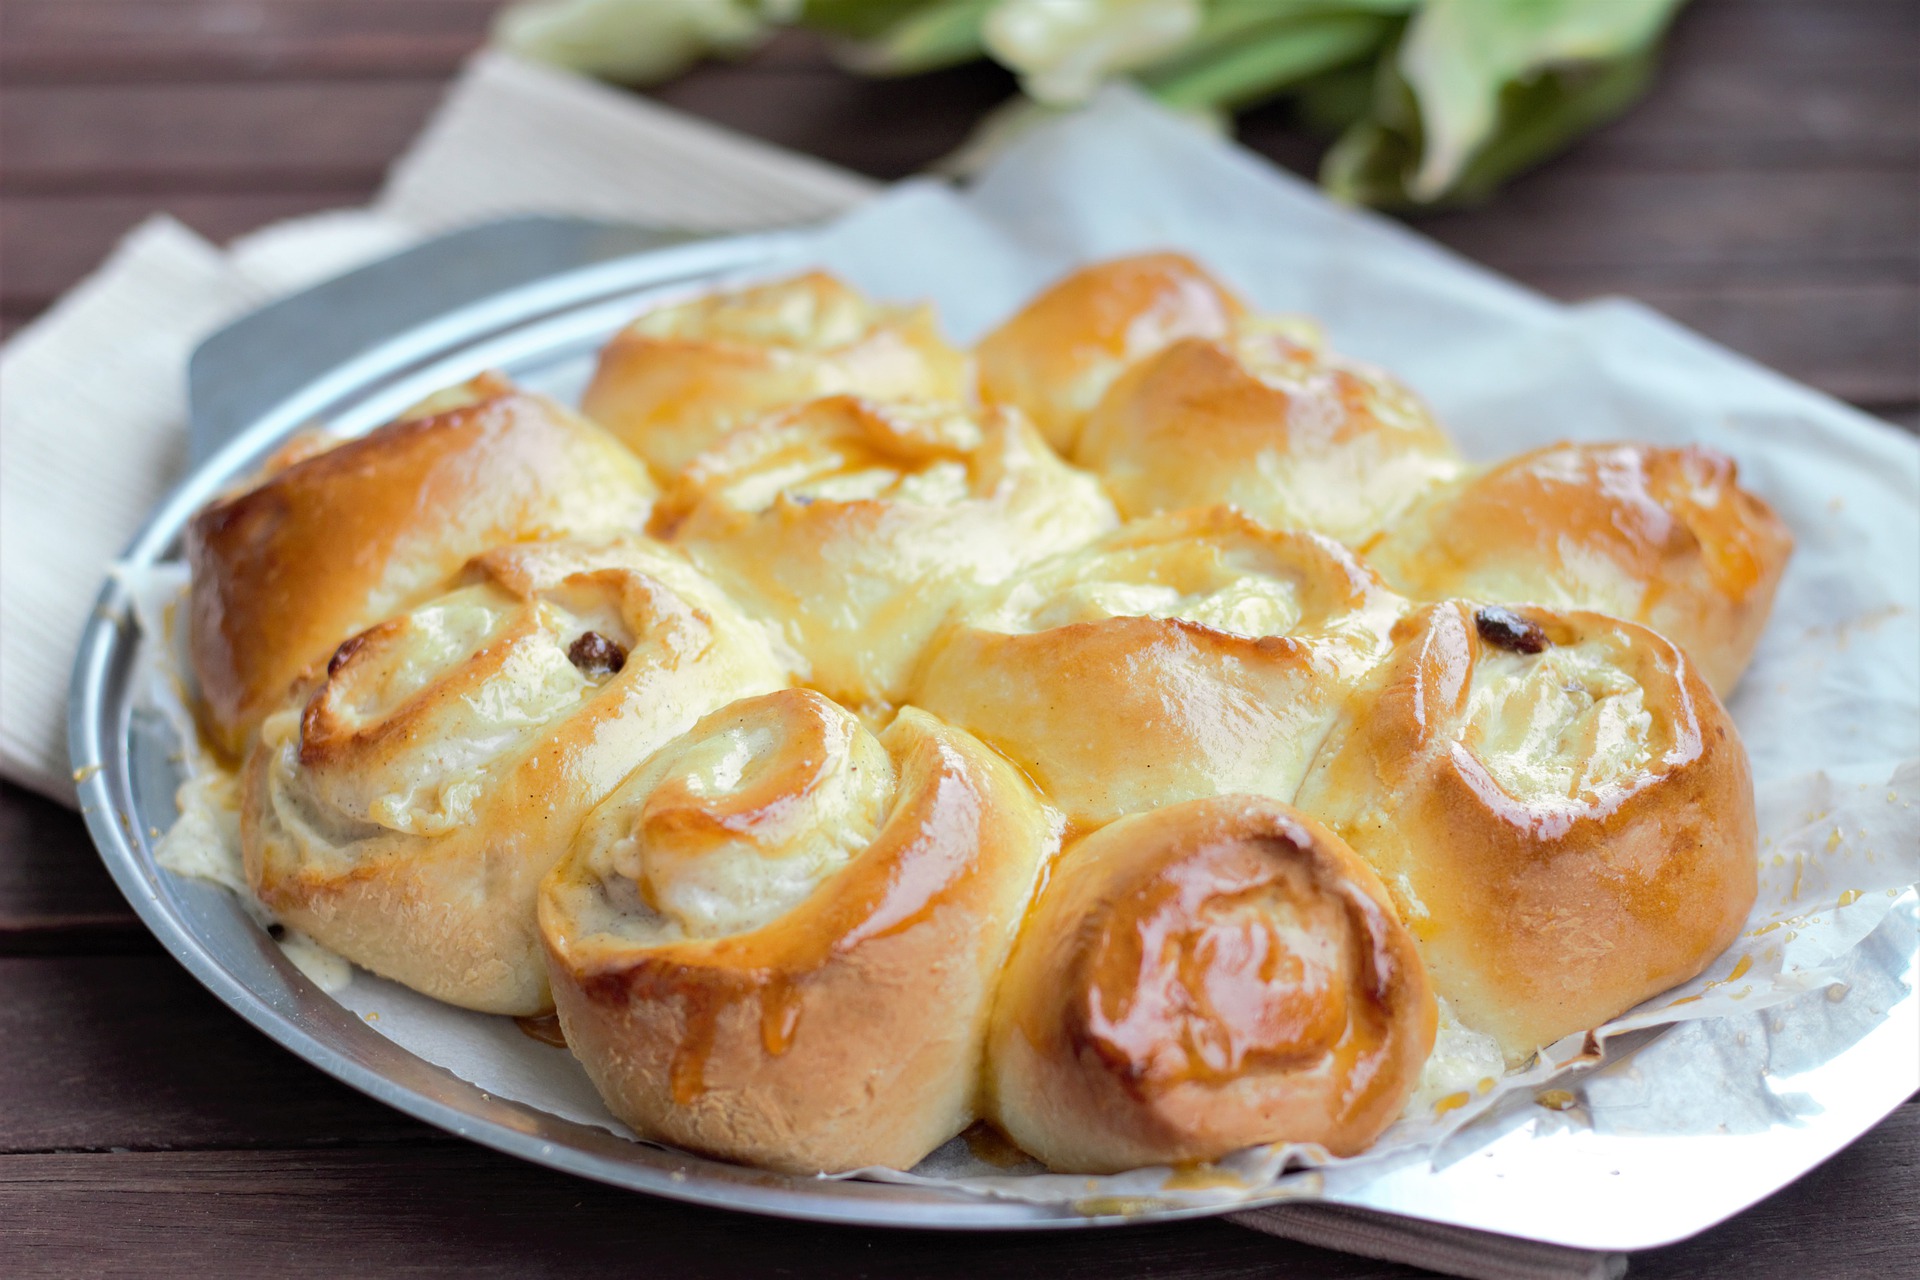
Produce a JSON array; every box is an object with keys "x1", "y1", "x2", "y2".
[
  {"x1": 671, "y1": 1000, "x2": 720, "y2": 1106},
  {"x1": 514, "y1": 1013, "x2": 569, "y2": 1048},
  {"x1": 760, "y1": 973, "x2": 804, "y2": 1056}
]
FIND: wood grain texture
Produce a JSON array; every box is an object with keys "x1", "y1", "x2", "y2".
[
  {"x1": 0, "y1": 193, "x2": 354, "y2": 312},
  {"x1": 0, "y1": 956, "x2": 437, "y2": 1150},
  {"x1": 0, "y1": 783, "x2": 144, "y2": 952},
  {"x1": 0, "y1": 1147, "x2": 1400, "y2": 1280},
  {"x1": 0, "y1": 1101, "x2": 1912, "y2": 1278},
  {"x1": 0, "y1": 0, "x2": 497, "y2": 83},
  {"x1": 0, "y1": 80, "x2": 450, "y2": 193},
  {"x1": 2, "y1": 0, "x2": 1913, "y2": 410},
  {"x1": 1523, "y1": 278, "x2": 1920, "y2": 406}
]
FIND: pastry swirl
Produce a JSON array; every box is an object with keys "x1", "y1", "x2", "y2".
[
  {"x1": 540, "y1": 689, "x2": 1057, "y2": 1173},
  {"x1": 974, "y1": 252, "x2": 1245, "y2": 453},
  {"x1": 241, "y1": 538, "x2": 788, "y2": 1014},
  {"x1": 1294, "y1": 600, "x2": 1759, "y2": 1057},
  {"x1": 179, "y1": 250, "x2": 1791, "y2": 1180},
  {"x1": 653, "y1": 394, "x2": 1117, "y2": 710},
  {"x1": 1363, "y1": 442, "x2": 1792, "y2": 695},
  {"x1": 188, "y1": 374, "x2": 656, "y2": 755},
  {"x1": 582, "y1": 271, "x2": 968, "y2": 476},
  {"x1": 911, "y1": 507, "x2": 1404, "y2": 829},
  {"x1": 988, "y1": 795, "x2": 1436, "y2": 1172},
  {"x1": 1076, "y1": 323, "x2": 1461, "y2": 543}
]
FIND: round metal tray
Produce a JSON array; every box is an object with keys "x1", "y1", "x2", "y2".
[{"x1": 67, "y1": 231, "x2": 1920, "y2": 1242}]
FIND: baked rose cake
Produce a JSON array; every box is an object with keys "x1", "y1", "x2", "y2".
[{"x1": 184, "y1": 254, "x2": 1790, "y2": 1174}]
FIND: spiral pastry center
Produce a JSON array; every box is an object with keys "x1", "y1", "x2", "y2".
[
  {"x1": 1464, "y1": 640, "x2": 1656, "y2": 802},
  {"x1": 1086, "y1": 842, "x2": 1352, "y2": 1087},
  {"x1": 990, "y1": 541, "x2": 1306, "y2": 639},
  {"x1": 298, "y1": 584, "x2": 622, "y2": 836},
  {"x1": 591, "y1": 692, "x2": 894, "y2": 939},
  {"x1": 701, "y1": 398, "x2": 987, "y2": 516}
]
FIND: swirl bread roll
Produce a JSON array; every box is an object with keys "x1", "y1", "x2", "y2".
[
  {"x1": 189, "y1": 373, "x2": 657, "y2": 755},
  {"x1": 1363, "y1": 442, "x2": 1792, "y2": 696},
  {"x1": 652, "y1": 394, "x2": 1117, "y2": 710},
  {"x1": 581, "y1": 271, "x2": 968, "y2": 476},
  {"x1": 988, "y1": 796, "x2": 1436, "y2": 1173},
  {"x1": 1075, "y1": 323, "x2": 1461, "y2": 543},
  {"x1": 911, "y1": 507, "x2": 1404, "y2": 829},
  {"x1": 1293, "y1": 600, "x2": 1758, "y2": 1058},
  {"x1": 242, "y1": 538, "x2": 788, "y2": 1014},
  {"x1": 974, "y1": 252, "x2": 1245, "y2": 453},
  {"x1": 540, "y1": 689, "x2": 1057, "y2": 1173}
]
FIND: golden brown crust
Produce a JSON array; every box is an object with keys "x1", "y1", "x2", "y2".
[
  {"x1": 241, "y1": 538, "x2": 788, "y2": 1015},
  {"x1": 1075, "y1": 330, "x2": 1461, "y2": 543},
  {"x1": 910, "y1": 507, "x2": 1405, "y2": 829},
  {"x1": 974, "y1": 252, "x2": 1245, "y2": 453},
  {"x1": 540, "y1": 692, "x2": 1057, "y2": 1173},
  {"x1": 581, "y1": 271, "x2": 968, "y2": 476},
  {"x1": 1293, "y1": 601, "x2": 1759, "y2": 1057},
  {"x1": 188, "y1": 376, "x2": 656, "y2": 755},
  {"x1": 653, "y1": 394, "x2": 1116, "y2": 709},
  {"x1": 988, "y1": 795, "x2": 1436, "y2": 1172},
  {"x1": 1363, "y1": 442, "x2": 1792, "y2": 696}
]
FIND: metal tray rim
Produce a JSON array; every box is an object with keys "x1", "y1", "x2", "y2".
[{"x1": 65, "y1": 227, "x2": 1920, "y2": 1243}]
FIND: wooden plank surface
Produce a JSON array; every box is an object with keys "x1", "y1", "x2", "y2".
[
  {"x1": 0, "y1": 0, "x2": 497, "y2": 83},
  {"x1": 0, "y1": 956, "x2": 436, "y2": 1149},
  {"x1": 2, "y1": 1103, "x2": 1913, "y2": 1279},
  {"x1": 0, "y1": 783, "x2": 145, "y2": 953},
  {"x1": 1, "y1": 80, "x2": 451, "y2": 192},
  {"x1": 2, "y1": 0, "x2": 1913, "y2": 414},
  {"x1": 1, "y1": 0, "x2": 1916, "y2": 1274}
]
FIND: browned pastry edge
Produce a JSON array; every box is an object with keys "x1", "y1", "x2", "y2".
[
  {"x1": 988, "y1": 795, "x2": 1437, "y2": 1172},
  {"x1": 241, "y1": 537, "x2": 787, "y2": 1015},
  {"x1": 1294, "y1": 600, "x2": 1760, "y2": 1057},
  {"x1": 1362, "y1": 441, "x2": 1793, "y2": 696},
  {"x1": 188, "y1": 378, "x2": 655, "y2": 755},
  {"x1": 542, "y1": 701, "x2": 1057, "y2": 1173},
  {"x1": 974, "y1": 251, "x2": 1246, "y2": 453}
]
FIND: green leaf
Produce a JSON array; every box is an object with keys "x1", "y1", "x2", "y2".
[
  {"x1": 1143, "y1": 13, "x2": 1394, "y2": 111},
  {"x1": 1292, "y1": 60, "x2": 1385, "y2": 135},
  {"x1": 1320, "y1": 60, "x2": 1423, "y2": 205},
  {"x1": 1439, "y1": 40, "x2": 1660, "y2": 202},
  {"x1": 799, "y1": 0, "x2": 938, "y2": 39},
  {"x1": 1399, "y1": 0, "x2": 1690, "y2": 200},
  {"x1": 832, "y1": 0, "x2": 993, "y2": 75}
]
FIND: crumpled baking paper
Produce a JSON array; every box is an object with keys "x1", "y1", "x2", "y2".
[{"x1": 141, "y1": 89, "x2": 1919, "y2": 1209}]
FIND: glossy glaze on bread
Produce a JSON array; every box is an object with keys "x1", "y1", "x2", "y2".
[
  {"x1": 1364, "y1": 442, "x2": 1792, "y2": 695},
  {"x1": 191, "y1": 257, "x2": 1791, "y2": 1176},
  {"x1": 975, "y1": 252, "x2": 1244, "y2": 453},
  {"x1": 541, "y1": 690, "x2": 1056, "y2": 1173},
  {"x1": 242, "y1": 538, "x2": 787, "y2": 1014},
  {"x1": 651, "y1": 394, "x2": 1116, "y2": 711},
  {"x1": 1077, "y1": 325, "x2": 1461, "y2": 543},
  {"x1": 583, "y1": 272, "x2": 968, "y2": 476},
  {"x1": 188, "y1": 375, "x2": 656, "y2": 755},
  {"x1": 989, "y1": 796, "x2": 1436, "y2": 1171},
  {"x1": 1294, "y1": 601, "x2": 1759, "y2": 1057},
  {"x1": 912, "y1": 507, "x2": 1404, "y2": 828}
]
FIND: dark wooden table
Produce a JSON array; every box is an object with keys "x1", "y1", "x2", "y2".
[{"x1": 2, "y1": 2, "x2": 1915, "y2": 1275}]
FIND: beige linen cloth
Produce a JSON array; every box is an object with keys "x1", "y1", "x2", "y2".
[{"x1": 0, "y1": 50, "x2": 1625, "y2": 1280}]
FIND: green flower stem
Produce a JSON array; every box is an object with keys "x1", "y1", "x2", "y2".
[
  {"x1": 834, "y1": 0, "x2": 993, "y2": 75},
  {"x1": 1143, "y1": 13, "x2": 1395, "y2": 111}
]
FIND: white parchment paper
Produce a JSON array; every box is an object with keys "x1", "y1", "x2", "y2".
[{"x1": 147, "y1": 89, "x2": 1920, "y2": 1209}]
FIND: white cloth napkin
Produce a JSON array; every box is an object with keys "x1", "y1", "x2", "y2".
[{"x1": 0, "y1": 47, "x2": 1695, "y2": 1278}]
